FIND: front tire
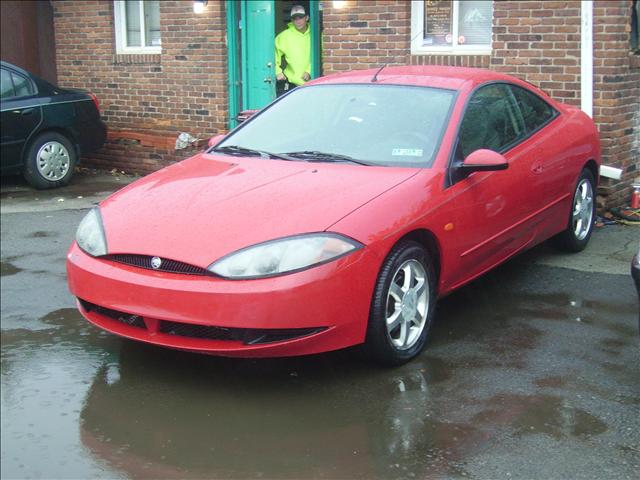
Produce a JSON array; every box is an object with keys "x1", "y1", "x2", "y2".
[
  {"x1": 364, "y1": 241, "x2": 436, "y2": 366},
  {"x1": 552, "y1": 169, "x2": 596, "y2": 252},
  {"x1": 23, "y1": 132, "x2": 76, "y2": 189}
]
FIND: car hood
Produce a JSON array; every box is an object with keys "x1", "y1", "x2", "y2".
[{"x1": 100, "y1": 153, "x2": 418, "y2": 267}]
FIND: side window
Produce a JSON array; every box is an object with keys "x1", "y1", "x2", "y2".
[
  {"x1": 0, "y1": 68, "x2": 13, "y2": 98},
  {"x1": 11, "y1": 73, "x2": 33, "y2": 98},
  {"x1": 457, "y1": 84, "x2": 523, "y2": 158},
  {"x1": 509, "y1": 85, "x2": 556, "y2": 133}
]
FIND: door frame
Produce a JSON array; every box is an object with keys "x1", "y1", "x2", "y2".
[{"x1": 226, "y1": 0, "x2": 321, "y2": 129}]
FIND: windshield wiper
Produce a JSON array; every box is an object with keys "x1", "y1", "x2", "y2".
[
  {"x1": 281, "y1": 150, "x2": 373, "y2": 166},
  {"x1": 213, "y1": 145, "x2": 294, "y2": 161}
]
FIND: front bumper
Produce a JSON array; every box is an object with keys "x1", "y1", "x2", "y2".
[{"x1": 66, "y1": 242, "x2": 380, "y2": 357}]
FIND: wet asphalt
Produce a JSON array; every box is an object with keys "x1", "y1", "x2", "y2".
[{"x1": 1, "y1": 171, "x2": 639, "y2": 479}]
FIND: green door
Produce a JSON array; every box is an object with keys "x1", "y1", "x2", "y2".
[{"x1": 241, "y1": 0, "x2": 275, "y2": 110}]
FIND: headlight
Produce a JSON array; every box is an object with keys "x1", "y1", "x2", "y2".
[
  {"x1": 76, "y1": 207, "x2": 107, "y2": 257},
  {"x1": 208, "y1": 233, "x2": 362, "y2": 279}
]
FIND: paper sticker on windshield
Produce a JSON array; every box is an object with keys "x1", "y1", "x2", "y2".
[{"x1": 392, "y1": 148, "x2": 423, "y2": 157}]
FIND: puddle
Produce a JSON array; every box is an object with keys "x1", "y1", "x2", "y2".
[
  {"x1": 1, "y1": 261, "x2": 22, "y2": 276},
  {"x1": 474, "y1": 394, "x2": 608, "y2": 439}
]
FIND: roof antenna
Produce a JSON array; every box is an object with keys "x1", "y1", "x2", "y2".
[{"x1": 371, "y1": 64, "x2": 386, "y2": 83}]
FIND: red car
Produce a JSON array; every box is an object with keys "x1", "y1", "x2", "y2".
[{"x1": 67, "y1": 66, "x2": 600, "y2": 365}]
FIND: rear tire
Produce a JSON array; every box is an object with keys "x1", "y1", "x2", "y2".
[
  {"x1": 551, "y1": 169, "x2": 596, "y2": 252},
  {"x1": 364, "y1": 241, "x2": 436, "y2": 366},
  {"x1": 23, "y1": 132, "x2": 76, "y2": 189}
]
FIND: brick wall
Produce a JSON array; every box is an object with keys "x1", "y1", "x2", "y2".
[
  {"x1": 53, "y1": 0, "x2": 228, "y2": 173},
  {"x1": 593, "y1": 0, "x2": 640, "y2": 206}
]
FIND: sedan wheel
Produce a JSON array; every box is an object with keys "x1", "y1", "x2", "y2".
[
  {"x1": 24, "y1": 132, "x2": 77, "y2": 189},
  {"x1": 365, "y1": 240, "x2": 436, "y2": 366},
  {"x1": 36, "y1": 141, "x2": 71, "y2": 181}
]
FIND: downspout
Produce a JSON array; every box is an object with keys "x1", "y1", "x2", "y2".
[
  {"x1": 582, "y1": 1, "x2": 623, "y2": 181},
  {"x1": 581, "y1": 0, "x2": 593, "y2": 118}
]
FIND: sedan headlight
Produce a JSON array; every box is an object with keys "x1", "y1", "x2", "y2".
[
  {"x1": 76, "y1": 207, "x2": 108, "y2": 257},
  {"x1": 208, "y1": 233, "x2": 363, "y2": 279}
]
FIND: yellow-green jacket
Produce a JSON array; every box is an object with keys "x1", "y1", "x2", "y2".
[{"x1": 275, "y1": 22, "x2": 311, "y2": 86}]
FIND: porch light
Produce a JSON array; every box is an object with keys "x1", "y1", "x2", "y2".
[
  {"x1": 193, "y1": 0, "x2": 207, "y2": 14},
  {"x1": 333, "y1": 0, "x2": 347, "y2": 8}
]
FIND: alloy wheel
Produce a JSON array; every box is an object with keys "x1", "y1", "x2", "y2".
[
  {"x1": 572, "y1": 178, "x2": 594, "y2": 241},
  {"x1": 385, "y1": 259, "x2": 429, "y2": 350}
]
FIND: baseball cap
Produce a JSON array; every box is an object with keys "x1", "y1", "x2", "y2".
[{"x1": 291, "y1": 5, "x2": 306, "y2": 18}]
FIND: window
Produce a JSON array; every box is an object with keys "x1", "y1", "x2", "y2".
[
  {"x1": 218, "y1": 84, "x2": 456, "y2": 168},
  {"x1": 114, "y1": 1, "x2": 161, "y2": 54},
  {"x1": 457, "y1": 84, "x2": 522, "y2": 158},
  {"x1": 411, "y1": 0, "x2": 493, "y2": 55},
  {"x1": 508, "y1": 85, "x2": 556, "y2": 134},
  {"x1": 0, "y1": 68, "x2": 34, "y2": 99}
]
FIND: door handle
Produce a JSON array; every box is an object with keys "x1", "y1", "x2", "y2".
[
  {"x1": 266, "y1": 62, "x2": 273, "y2": 68},
  {"x1": 20, "y1": 108, "x2": 35, "y2": 116},
  {"x1": 263, "y1": 77, "x2": 273, "y2": 84}
]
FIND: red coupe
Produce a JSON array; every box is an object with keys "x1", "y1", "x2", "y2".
[{"x1": 67, "y1": 66, "x2": 600, "y2": 365}]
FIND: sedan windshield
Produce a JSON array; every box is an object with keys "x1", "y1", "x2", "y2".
[{"x1": 215, "y1": 84, "x2": 456, "y2": 168}]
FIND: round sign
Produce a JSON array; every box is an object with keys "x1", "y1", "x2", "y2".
[{"x1": 445, "y1": 33, "x2": 452, "y2": 44}]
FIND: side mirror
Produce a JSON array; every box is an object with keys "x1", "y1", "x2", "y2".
[
  {"x1": 236, "y1": 109, "x2": 259, "y2": 123},
  {"x1": 453, "y1": 149, "x2": 508, "y2": 182},
  {"x1": 451, "y1": 149, "x2": 508, "y2": 184},
  {"x1": 208, "y1": 134, "x2": 226, "y2": 148}
]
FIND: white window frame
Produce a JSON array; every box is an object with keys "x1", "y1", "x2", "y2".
[
  {"x1": 411, "y1": 0, "x2": 492, "y2": 55},
  {"x1": 114, "y1": 0, "x2": 161, "y2": 54}
]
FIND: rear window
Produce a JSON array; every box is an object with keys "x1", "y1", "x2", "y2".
[
  {"x1": 0, "y1": 68, "x2": 34, "y2": 99},
  {"x1": 509, "y1": 85, "x2": 556, "y2": 133}
]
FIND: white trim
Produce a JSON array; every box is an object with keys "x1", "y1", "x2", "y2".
[
  {"x1": 113, "y1": 0, "x2": 161, "y2": 55},
  {"x1": 600, "y1": 165, "x2": 623, "y2": 180},
  {"x1": 581, "y1": 1, "x2": 593, "y2": 117},
  {"x1": 410, "y1": 0, "x2": 492, "y2": 56}
]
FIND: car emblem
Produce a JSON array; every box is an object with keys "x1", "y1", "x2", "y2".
[{"x1": 151, "y1": 256, "x2": 162, "y2": 269}]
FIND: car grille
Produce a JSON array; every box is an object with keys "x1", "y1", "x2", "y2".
[
  {"x1": 78, "y1": 299, "x2": 326, "y2": 345},
  {"x1": 101, "y1": 254, "x2": 211, "y2": 276},
  {"x1": 79, "y1": 299, "x2": 146, "y2": 328},
  {"x1": 159, "y1": 320, "x2": 241, "y2": 341}
]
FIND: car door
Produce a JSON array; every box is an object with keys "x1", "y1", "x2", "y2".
[
  {"x1": 441, "y1": 83, "x2": 539, "y2": 290},
  {"x1": 0, "y1": 67, "x2": 42, "y2": 171},
  {"x1": 506, "y1": 84, "x2": 568, "y2": 239}
]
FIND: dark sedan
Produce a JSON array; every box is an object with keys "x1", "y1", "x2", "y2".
[{"x1": 0, "y1": 61, "x2": 106, "y2": 189}]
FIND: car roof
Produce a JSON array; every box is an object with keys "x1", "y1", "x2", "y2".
[{"x1": 309, "y1": 65, "x2": 524, "y2": 92}]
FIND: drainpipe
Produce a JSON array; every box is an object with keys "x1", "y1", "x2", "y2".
[
  {"x1": 582, "y1": 1, "x2": 623, "y2": 181},
  {"x1": 581, "y1": 0, "x2": 593, "y2": 118}
]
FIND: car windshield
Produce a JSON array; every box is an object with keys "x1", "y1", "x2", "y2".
[{"x1": 215, "y1": 84, "x2": 456, "y2": 168}]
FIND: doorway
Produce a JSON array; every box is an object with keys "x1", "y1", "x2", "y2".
[{"x1": 226, "y1": 0, "x2": 321, "y2": 128}]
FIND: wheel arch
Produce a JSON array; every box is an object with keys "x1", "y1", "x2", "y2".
[
  {"x1": 394, "y1": 229, "x2": 441, "y2": 288},
  {"x1": 583, "y1": 159, "x2": 599, "y2": 186},
  {"x1": 23, "y1": 127, "x2": 80, "y2": 164}
]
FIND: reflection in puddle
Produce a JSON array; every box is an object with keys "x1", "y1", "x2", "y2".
[{"x1": 75, "y1": 346, "x2": 482, "y2": 479}]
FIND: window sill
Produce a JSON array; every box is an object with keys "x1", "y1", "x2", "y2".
[
  {"x1": 113, "y1": 54, "x2": 161, "y2": 65},
  {"x1": 411, "y1": 47, "x2": 492, "y2": 56}
]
